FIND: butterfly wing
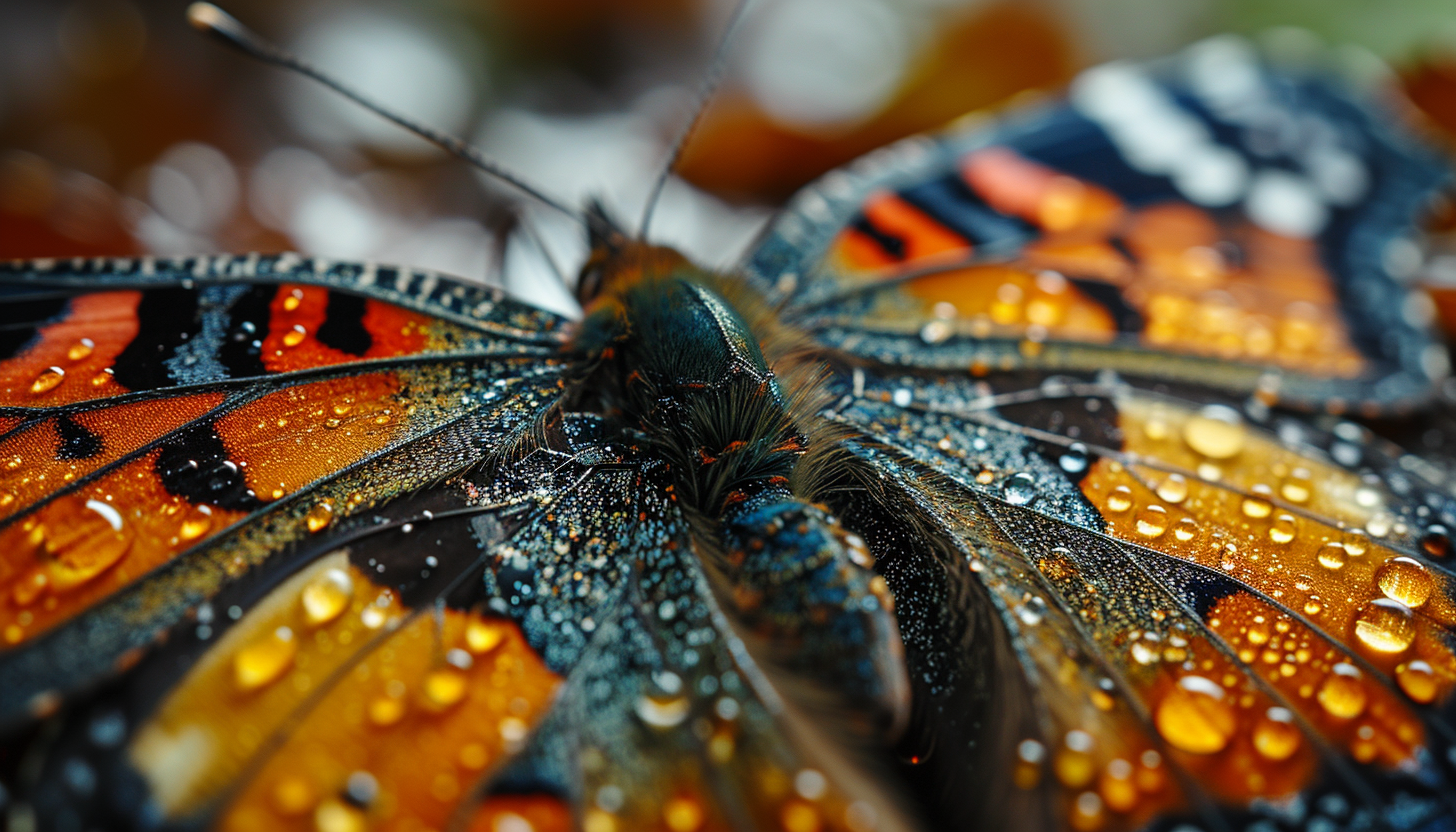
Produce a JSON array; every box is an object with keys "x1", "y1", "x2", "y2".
[
  {"x1": 747, "y1": 35, "x2": 1449, "y2": 412},
  {"x1": 741, "y1": 36, "x2": 1456, "y2": 831}
]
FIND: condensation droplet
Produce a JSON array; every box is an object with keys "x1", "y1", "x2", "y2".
[
  {"x1": 1106, "y1": 486, "x2": 1133, "y2": 513},
  {"x1": 1155, "y1": 675, "x2": 1236, "y2": 754},
  {"x1": 1252, "y1": 707, "x2": 1301, "y2": 761},
  {"x1": 466, "y1": 618, "x2": 509, "y2": 654},
  {"x1": 1396, "y1": 660, "x2": 1439, "y2": 704},
  {"x1": 1155, "y1": 475, "x2": 1188, "y2": 504},
  {"x1": 1241, "y1": 484, "x2": 1273, "y2": 519},
  {"x1": 1352, "y1": 597, "x2": 1416, "y2": 653},
  {"x1": 282, "y1": 324, "x2": 307, "y2": 348},
  {"x1": 1269, "y1": 514, "x2": 1297, "y2": 544},
  {"x1": 1280, "y1": 468, "x2": 1312, "y2": 504},
  {"x1": 1182, "y1": 406, "x2": 1246, "y2": 459},
  {"x1": 1059, "y1": 443, "x2": 1089, "y2": 475},
  {"x1": 233, "y1": 626, "x2": 297, "y2": 692},
  {"x1": 1375, "y1": 557, "x2": 1433, "y2": 609},
  {"x1": 636, "y1": 693, "x2": 690, "y2": 728},
  {"x1": 67, "y1": 338, "x2": 94, "y2": 362},
  {"x1": 1342, "y1": 529, "x2": 1369, "y2": 557},
  {"x1": 178, "y1": 504, "x2": 213, "y2": 542},
  {"x1": 305, "y1": 501, "x2": 335, "y2": 533},
  {"x1": 1317, "y1": 542, "x2": 1347, "y2": 570},
  {"x1": 1317, "y1": 663, "x2": 1367, "y2": 718},
  {"x1": 1002, "y1": 472, "x2": 1039, "y2": 506},
  {"x1": 1173, "y1": 517, "x2": 1199, "y2": 542},
  {"x1": 301, "y1": 568, "x2": 353, "y2": 626},
  {"x1": 30, "y1": 367, "x2": 65, "y2": 395},
  {"x1": 1135, "y1": 505, "x2": 1168, "y2": 538},
  {"x1": 421, "y1": 668, "x2": 468, "y2": 711}
]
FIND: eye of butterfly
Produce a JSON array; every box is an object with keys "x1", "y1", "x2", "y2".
[{"x1": 2, "y1": 9, "x2": 1456, "y2": 832}]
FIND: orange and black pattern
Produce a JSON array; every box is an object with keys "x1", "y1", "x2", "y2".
[{"x1": 5, "y1": 33, "x2": 1456, "y2": 832}]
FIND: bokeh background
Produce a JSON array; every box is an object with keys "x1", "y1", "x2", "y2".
[{"x1": 2, "y1": 0, "x2": 1456, "y2": 317}]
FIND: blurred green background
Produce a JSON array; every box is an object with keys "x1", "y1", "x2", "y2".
[{"x1": 1, "y1": 0, "x2": 1453, "y2": 315}]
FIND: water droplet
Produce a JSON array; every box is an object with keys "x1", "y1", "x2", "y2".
[
  {"x1": 301, "y1": 568, "x2": 353, "y2": 626},
  {"x1": 1098, "y1": 758, "x2": 1138, "y2": 813},
  {"x1": 305, "y1": 501, "x2": 334, "y2": 533},
  {"x1": 30, "y1": 367, "x2": 64, "y2": 395},
  {"x1": 282, "y1": 324, "x2": 307, "y2": 347},
  {"x1": 919, "y1": 320, "x2": 952, "y2": 344},
  {"x1": 1003, "y1": 472, "x2": 1038, "y2": 506},
  {"x1": 1375, "y1": 557, "x2": 1432, "y2": 609},
  {"x1": 41, "y1": 499, "x2": 134, "y2": 591},
  {"x1": 1269, "y1": 514, "x2": 1297, "y2": 544},
  {"x1": 1173, "y1": 517, "x2": 1199, "y2": 542},
  {"x1": 367, "y1": 694, "x2": 406, "y2": 726},
  {"x1": 233, "y1": 626, "x2": 297, "y2": 692},
  {"x1": 1155, "y1": 675, "x2": 1235, "y2": 754},
  {"x1": 1421, "y1": 526, "x2": 1452, "y2": 557},
  {"x1": 663, "y1": 796, "x2": 704, "y2": 832},
  {"x1": 1317, "y1": 542, "x2": 1348, "y2": 570},
  {"x1": 1241, "y1": 484, "x2": 1273, "y2": 519},
  {"x1": 421, "y1": 668, "x2": 468, "y2": 711},
  {"x1": 1106, "y1": 486, "x2": 1133, "y2": 513},
  {"x1": 1353, "y1": 598, "x2": 1416, "y2": 653},
  {"x1": 1182, "y1": 406, "x2": 1246, "y2": 459},
  {"x1": 1342, "y1": 529, "x2": 1369, "y2": 557},
  {"x1": 1135, "y1": 505, "x2": 1168, "y2": 538},
  {"x1": 1396, "y1": 660, "x2": 1439, "y2": 704},
  {"x1": 66, "y1": 338, "x2": 94, "y2": 362},
  {"x1": 282, "y1": 289, "x2": 303, "y2": 312},
  {"x1": 1280, "y1": 468, "x2": 1312, "y2": 503},
  {"x1": 1317, "y1": 663, "x2": 1367, "y2": 718},
  {"x1": 466, "y1": 618, "x2": 508, "y2": 654},
  {"x1": 1155, "y1": 475, "x2": 1188, "y2": 504},
  {"x1": 178, "y1": 504, "x2": 213, "y2": 541},
  {"x1": 1054, "y1": 730, "x2": 1096, "y2": 788},
  {"x1": 314, "y1": 799, "x2": 365, "y2": 832},
  {"x1": 636, "y1": 693, "x2": 690, "y2": 728},
  {"x1": 1059, "y1": 443, "x2": 1089, "y2": 474},
  {"x1": 1252, "y1": 707, "x2": 1301, "y2": 761}
]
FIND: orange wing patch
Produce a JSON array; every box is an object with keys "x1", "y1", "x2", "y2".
[
  {"x1": 260, "y1": 285, "x2": 432, "y2": 374},
  {"x1": 216, "y1": 372, "x2": 410, "y2": 504},
  {"x1": 0, "y1": 291, "x2": 140, "y2": 406},
  {"x1": 129, "y1": 553, "x2": 560, "y2": 831},
  {"x1": 0, "y1": 452, "x2": 249, "y2": 646},
  {"x1": 0, "y1": 394, "x2": 226, "y2": 521}
]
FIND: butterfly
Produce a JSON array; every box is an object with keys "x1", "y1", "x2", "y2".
[{"x1": 1, "y1": 4, "x2": 1455, "y2": 831}]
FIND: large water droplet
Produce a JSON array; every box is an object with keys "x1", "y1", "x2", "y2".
[
  {"x1": 1106, "y1": 486, "x2": 1133, "y2": 513},
  {"x1": 1317, "y1": 542, "x2": 1347, "y2": 570},
  {"x1": 1317, "y1": 663, "x2": 1367, "y2": 718},
  {"x1": 1422, "y1": 526, "x2": 1453, "y2": 558},
  {"x1": 1002, "y1": 472, "x2": 1039, "y2": 506},
  {"x1": 305, "y1": 501, "x2": 335, "y2": 533},
  {"x1": 233, "y1": 626, "x2": 297, "y2": 692},
  {"x1": 1241, "y1": 484, "x2": 1273, "y2": 519},
  {"x1": 466, "y1": 618, "x2": 509, "y2": 654},
  {"x1": 1135, "y1": 505, "x2": 1168, "y2": 538},
  {"x1": 66, "y1": 338, "x2": 94, "y2": 362},
  {"x1": 1182, "y1": 406, "x2": 1246, "y2": 459},
  {"x1": 1341, "y1": 529, "x2": 1369, "y2": 557},
  {"x1": 30, "y1": 367, "x2": 65, "y2": 395},
  {"x1": 1375, "y1": 557, "x2": 1433, "y2": 609},
  {"x1": 282, "y1": 324, "x2": 307, "y2": 348},
  {"x1": 301, "y1": 568, "x2": 353, "y2": 626},
  {"x1": 421, "y1": 667, "x2": 468, "y2": 711},
  {"x1": 41, "y1": 499, "x2": 134, "y2": 591},
  {"x1": 1280, "y1": 468, "x2": 1312, "y2": 504},
  {"x1": 178, "y1": 504, "x2": 213, "y2": 542},
  {"x1": 1269, "y1": 514, "x2": 1297, "y2": 544},
  {"x1": 1155, "y1": 675, "x2": 1236, "y2": 754},
  {"x1": 1155, "y1": 474, "x2": 1188, "y2": 504},
  {"x1": 1252, "y1": 707, "x2": 1301, "y2": 761},
  {"x1": 1352, "y1": 598, "x2": 1416, "y2": 653},
  {"x1": 635, "y1": 693, "x2": 690, "y2": 728},
  {"x1": 1059, "y1": 443, "x2": 1089, "y2": 474},
  {"x1": 1396, "y1": 660, "x2": 1439, "y2": 704},
  {"x1": 1173, "y1": 517, "x2": 1199, "y2": 542}
]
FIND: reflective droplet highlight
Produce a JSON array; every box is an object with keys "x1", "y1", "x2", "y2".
[
  {"x1": 1154, "y1": 475, "x2": 1187, "y2": 504},
  {"x1": 1375, "y1": 557, "x2": 1432, "y2": 609},
  {"x1": 300, "y1": 568, "x2": 353, "y2": 626},
  {"x1": 1352, "y1": 598, "x2": 1416, "y2": 653},
  {"x1": 234, "y1": 626, "x2": 297, "y2": 692},
  {"x1": 1252, "y1": 707, "x2": 1301, "y2": 761},
  {"x1": 1396, "y1": 660, "x2": 1439, "y2": 704},
  {"x1": 1317, "y1": 542, "x2": 1347, "y2": 570},
  {"x1": 1182, "y1": 406, "x2": 1245, "y2": 459},
  {"x1": 1002, "y1": 472, "x2": 1038, "y2": 506},
  {"x1": 1155, "y1": 676, "x2": 1235, "y2": 754},
  {"x1": 1269, "y1": 514, "x2": 1297, "y2": 544},
  {"x1": 305, "y1": 501, "x2": 334, "y2": 533},
  {"x1": 1135, "y1": 505, "x2": 1168, "y2": 538},
  {"x1": 1317, "y1": 663, "x2": 1367, "y2": 719},
  {"x1": 1106, "y1": 486, "x2": 1133, "y2": 513},
  {"x1": 30, "y1": 367, "x2": 65, "y2": 395}
]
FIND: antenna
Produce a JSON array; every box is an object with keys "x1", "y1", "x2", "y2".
[
  {"x1": 637, "y1": 0, "x2": 753, "y2": 240},
  {"x1": 186, "y1": 2, "x2": 585, "y2": 229}
]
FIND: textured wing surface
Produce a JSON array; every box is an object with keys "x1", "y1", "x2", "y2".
[
  {"x1": 0, "y1": 254, "x2": 569, "y2": 724},
  {"x1": 746, "y1": 36, "x2": 1449, "y2": 410},
  {"x1": 815, "y1": 362, "x2": 1456, "y2": 831}
]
